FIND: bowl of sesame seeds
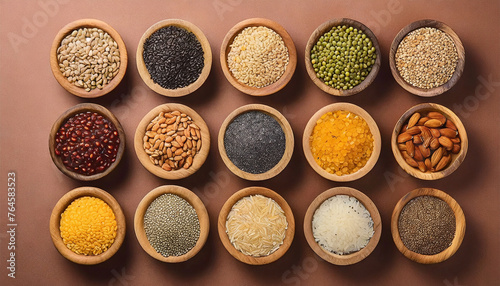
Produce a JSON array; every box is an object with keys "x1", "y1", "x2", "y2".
[
  {"x1": 220, "y1": 18, "x2": 297, "y2": 96},
  {"x1": 389, "y1": 19, "x2": 465, "y2": 97},
  {"x1": 50, "y1": 19, "x2": 128, "y2": 98},
  {"x1": 49, "y1": 186, "x2": 126, "y2": 265},
  {"x1": 136, "y1": 19, "x2": 212, "y2": 97},
  {"x1": 134, "y1": 185, "x2": 210, "y2": 263}
]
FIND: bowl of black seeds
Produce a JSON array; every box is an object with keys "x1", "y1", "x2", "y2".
[
  {"x1": 389, "y1": 19, "x2": 465, "y2": 97},
  {"x1": 136, "y1": 19, "x2": 212, "y2": 97},
  {"x1": 134, "y1": 185, "x2": 209, "y2": 263},
  {"x1": 218, "y1": 104, "x2": 294, "y2": 181},
  {"x1": 391, "y1": 188, "x2": 466, "y2": 264}
]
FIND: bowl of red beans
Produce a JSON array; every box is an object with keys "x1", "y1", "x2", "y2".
[{"x1": 49, "y1": 103, "x2": 125, "y2": 181}]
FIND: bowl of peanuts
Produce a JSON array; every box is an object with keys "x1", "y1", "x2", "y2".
[
  {"x1": 220, "y1": 18, "x2": 297, "y2": 96},
  {"x1": 50, "y1": 19, "x2": 128, "y2": 98},
  {"x1": 391, "y1": 103, "x2": 468, "y2": 180},
  {"x1": 134, "y1": 103, "x2": 210, "y2": 180}
]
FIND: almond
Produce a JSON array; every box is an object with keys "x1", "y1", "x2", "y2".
[
  {"x1": 401, "y1": 151, "x2": 411, "y2": 160},
  {"x1": 398, "y1": 143, "x2": 407, "y2": 151},
  {"x1": 417, "y1": 161, "x2": 427, "y2": 172},
  {"x1": 452, "y1": 143, "x2": 461, "y2": 154},
  {"x1": 431, "y1": 147, "x2": 444, "y2": 167},
  {"x1": 413, "y1": 135, "x2": 423, "y2": 145},
  {"x1": 406, "y1": 140, "x2": 415, "y2": 157},
  {"x1": 407, "y1": 112, "x2": 421, "y2": 129},
  {"x1": 430, "y1": 128, "x2": 441, "y2": 138},
  {"x1": 406, "y1": 126, "x2": 422, "y2": 135},
  {"x1": 418, "y1": 144, "x2": 431, "y2": 158},
  {"x1": 397, "y1": 132, "x2": 413, "y2": 143},
  {"x1": 451, "y1": 137, "x2": 461, "y2": 144},
  {"x1": 430, "y1": 137, "x2": 440, "y2": 150},
  {"x1": 418, "y1": 116, "x2": 429, "y2": 125},
  {"x1": 427, "y1": 111, "x2": 447, "y2": 124},
  {"x1": 435, "y1": 155, "x2": 451, "y2": 171},
  {"x1": 405, "y1": 157, "x2": 419, "y2": 168},
  {"x1": 445, "y1": 120, "x2": 458, "y2": 130},
  {"x1": 424, "y1": 158, "x2": 432, "y2": 170},
  {"x1": 424, "y1": 119, "x2": 444, "y2": 128},
  {"x1": 414, "y1": 146, "x2": 424, "y2": 161},
  {"x1": 439, "y1": 136, "x2": 453, "y2": 150},
  {"x1": 440, "y1": 128, "x2": 457, "y2": 138}
]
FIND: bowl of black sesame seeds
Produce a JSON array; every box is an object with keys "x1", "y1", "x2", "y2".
[
  {"x1": 391, "y1": 188, "x2": 465, "y2": 264},
  {"x1": 218, "y1": 104, "x2": 294, "y2": 181},
  {"x1": 389, "y1": 19, "x2": 465, "y2": 97},
  {"x1": 136, "y1": 19, "x2": 212, "y2": 97},
  {"x1": 305, "y1": 18, "x2": 381, "y2": 96},
  {"x1": 220, "y1": 18, "x2": 297, "y2": 96},
  {"x1": 134, "y1": 185, "x2": 210, "y2": 263},
  {"x1": 50, "y1": 19, "x2": 128, "y2": 98}
]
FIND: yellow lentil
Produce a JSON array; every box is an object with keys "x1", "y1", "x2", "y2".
[
  {"x1": 310, "y1": 110, "x2": 374, "y2": 176},
  {"x1": 60, "y1": 196, "x2": 117, "y2": 256}
]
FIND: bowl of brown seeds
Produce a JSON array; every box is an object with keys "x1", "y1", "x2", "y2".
[
  {"x1": 391, "y1": 188, "x2": 466, "y2": 264},
  {"x1": 134, "y1": 185, "x2": 210, "y2": 263},
  {"x1": 134, "y1": 103, "x2": 210, "y2": 180},
  {"x1": 50, "y1": 19, "x2": 128, "y2": 98},
  {"x1": 389, "y1": 19, "x2": 465, "y2": 97},
  {"x1": 391, "y1": 103, "x2": 468, "y2": 180},
  {"x1": 220, "y1": 18, "x2": 297, "y2": 96}
]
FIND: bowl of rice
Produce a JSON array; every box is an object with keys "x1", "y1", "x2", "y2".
[
  {"x1": 218, "y1": 186, "x2": 295, "y2": 265},
  {"x1": 304, "y1": 187, "x2": 381, "y2": 265}
]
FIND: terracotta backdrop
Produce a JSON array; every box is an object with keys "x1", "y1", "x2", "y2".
[{"x1": 1, "y1": 0, "x2": 499, "y2": 285}]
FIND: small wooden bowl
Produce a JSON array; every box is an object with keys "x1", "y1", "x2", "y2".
[
  {"x1": 49, "y1": 186, "x2": 126, "y2": 265},
  {"x1": 218, "y1": 104, "x2": 294, "y2": 181},
  {"x1": 304, "y1": 187, "x2": 381, "y2": 265},
  {"x1": 134, "y1": 103, "x2": 210, "y2": 180},
  {"x1": 218, "y1": 186, "x2": 295, "y2": 265},
  {"x1": 303, "y1": 103, "x2": 381, "y2": 181},
  {"x1": 391, "y1": 188, "x2": 466, "y2": 264},
  {"x1": 49, "y1": 103, "x2": 126, "y2": 181},
  {"x1": 136, "y1": 19, "x2": 212, "y2": 97},
  {"x1": 305, "y1": 18, "x2": 381, "y2": 96},
  {"x1": 50, "y1": 19, "x2": 128, "y2": 98},
  {"x1": 391, "y1": 103, "x2": 468, "y2": 180},
  {"x1": 220, "y1": 18, "x2": 297, "y2": 96},
  {"x1": 389, "y1": 19, "x2": 465, "y2": 97},
  {"x1": 134, "y1": 185, "x2": 209, "y2": 263}
]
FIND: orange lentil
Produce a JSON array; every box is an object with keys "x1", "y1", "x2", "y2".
[
  {"x1": 60, "y1": 196, "x2": 117, "y2": 256},
  {"x1": 310, "y1": 110, "x2": 374, "y2": 176}
]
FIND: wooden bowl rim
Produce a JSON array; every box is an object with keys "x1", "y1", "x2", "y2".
[
  {"x1": 49, "y1": 18, "x2": 128, "y2": 98},
  {"x1": 48, "y1": 103, "x2": 126, "y2": 181},
  {"x1": 304, "y1": 18, "x2": 381, "y2": 96},
  {"x1": 391, "y1": 103, "x2": 468, "y2": 180},
  {"x1": 302, "y1": 102, "x2": 381, "y2": 182},
  {"x1": 303, "y1": 187, "x2": 382, "y2": 265},
  {"x1": 134, "y1": 185, "x2": 210, "y2": 263},
  {"x1": 49, "y1": 186, "x2": 126, "y2": 265},
  {"x1": 217, "y1": 186, "x2": 295, "y2": 265},
  {"x1": 219, "y1": 18, "x2": 297, "y2": 96},
  {"x1": 134, "y1": 103, "x2": 210, "y2": 180},
  {"x1": 391, "y1": 188, "x2": 466, "y2": 264},
  {"x1": 389, "y1": 19, "x2": 465, "y2": 97},
  {"x1": 136, "y1": 19, "x2": 212, "y2": 97},
  {"x1": 218, "y1": 104, "x2": 294, "y2": 181}
]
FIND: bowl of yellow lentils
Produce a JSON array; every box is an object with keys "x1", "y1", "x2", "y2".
[
  {"x1": 49, "y1": 186, "x2": 126, "y2": 265},
  {"x1": 303, "y1": 103, "x2": 381, "y2": 182}
]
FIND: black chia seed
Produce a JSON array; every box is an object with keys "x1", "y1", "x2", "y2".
[
  {"x1": 224, "y1": 111, "x2": 286, "y2": 174},
  {"x1": 143, "y1": 25, "x2": 204, "y2": 89},
  {"x1": 398, "y1": 195, "x2": 456, "y2": 255}
]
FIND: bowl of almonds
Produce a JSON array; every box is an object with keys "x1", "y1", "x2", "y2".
[
  {"x1": 134, "y1": 103, "x2": 210, "y2": 180},
  {"x1": 50, "y1": 19, "x2": 128, "y2": 98},
  {"x1": 391, "y1": 103, "x2": 468, "y2": 180}
]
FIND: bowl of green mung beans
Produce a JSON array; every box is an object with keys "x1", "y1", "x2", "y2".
[
  {"x1": 305, "y1": 18, "x2": 381, "y2": 96},
  {"x1": 134, "y1": 185, "x2": 209, "y2": 263},
  {"x1": 389, "y1": 19, "x2": 465, "y2": 97}
]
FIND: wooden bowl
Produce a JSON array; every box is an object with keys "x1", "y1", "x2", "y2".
[
  {"x1": 218, "y1": 186, "x2": 295, "y2": 265},
  {"x1": 136, "y1": 19, "x2": 212, "y2": 97},
  {"x1": 218, "y1": 104, "x2": 294, "y2": 181},
  {"x1": 49, "y1": 103, "x2": 126, "y2": 181},
  {"x1": 134, "y1": 185, "x2": 209, "y2": 263},
  {"x1": 305, "y1": 18, "x2": 381, "y2": 96},
  {"x1": 50, "y1": 19, "x2": 128, "y2": 98},
  {"x1": 391, "y1": 103, "x2": 468, "y2": 180},
  {"x1": 304, "y1": 187, "x2": 381, "y2": 265},
  {"x1": 303, "y1": 103, "x2": 381, "y2": 181},
  {"x1": 49, "y1": 186, "x2": 126, "y2": 265},
  {"x1": 391, "y1": 188, "x2": 466, "y2": 264},
  {"x1": 134, "y1": 103, "x2": 210, "y2": 180},
  {"x1": 220, "y1": 18, "x2": 297, "y2": 96},
  {"x1": 389, "y1": 19, "x2": 465, "y2": 97}
]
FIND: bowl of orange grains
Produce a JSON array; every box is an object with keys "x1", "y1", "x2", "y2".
[
  {"x1": 49, "y1": 186, "x2": 126, "y2": 265},
  {"x1": 303, "y1": 103, "x2": 381, "y2": 182}
]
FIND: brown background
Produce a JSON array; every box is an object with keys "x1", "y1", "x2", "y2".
[{"x1": 1, "y1": 0, "x2": 499, "y2": 285}]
